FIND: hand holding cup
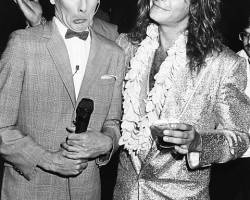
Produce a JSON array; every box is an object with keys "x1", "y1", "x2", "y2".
[{"x1": 150, "y1": 120, "x2": 200, "y2": 154}]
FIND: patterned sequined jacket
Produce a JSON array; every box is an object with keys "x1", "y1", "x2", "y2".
[{"x1": 113, "y1": 34, "x2": 250, "y2": 200}]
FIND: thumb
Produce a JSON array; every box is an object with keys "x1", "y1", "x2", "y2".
[{"x1": 66, "y1": 126, "x2": 76, "y2": 133}]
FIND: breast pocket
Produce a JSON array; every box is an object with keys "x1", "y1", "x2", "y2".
[{"x1": 95, "y1": 78, "x2": 116, "y2": 99}]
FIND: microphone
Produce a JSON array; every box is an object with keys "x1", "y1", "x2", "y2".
[
  {"x1": 73, "y1": 65, "x2": 79, "y2": 76},
  {"x1": 74, "y1": 98, "x2": 94, "y2": 133}
]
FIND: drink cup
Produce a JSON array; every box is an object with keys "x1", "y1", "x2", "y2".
[{"x1": 150, "y1": 124, "x2": 175, "y2": 150}]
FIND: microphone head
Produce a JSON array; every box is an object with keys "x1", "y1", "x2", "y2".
[
  {"x1": 75, "y1": 98, "x2": 94, "y2": 133},
  {"x1": 76, "y1": 98, "x2": 94, "y2": 114}
]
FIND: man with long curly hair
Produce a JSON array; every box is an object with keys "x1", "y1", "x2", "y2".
[{"x1": 114, "y1": 0, "x2": 250, "y2": 199}]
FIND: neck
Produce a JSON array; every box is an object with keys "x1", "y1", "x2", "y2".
[{"x1": 158, "y1": 21, "x2": 188, "y2": 51}]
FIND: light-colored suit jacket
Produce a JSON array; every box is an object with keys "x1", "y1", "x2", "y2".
[
  {"x1": 113, "y1": 34, "x2": 250, "y2": 200},
  {"x1": 92, "y1": 17, "x2": 119, "y2": 41},
  {"x1": 0, "y1": 20, "x2": 125, "y2": 200},
  {"x1": 238, "y1": 49, "x2": 250, "y2": 157}
]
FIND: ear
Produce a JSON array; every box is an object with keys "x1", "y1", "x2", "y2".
[{"x1": 50, "y1": 0, "x2": 55, "y2": 5}]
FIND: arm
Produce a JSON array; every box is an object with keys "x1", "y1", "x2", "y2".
[
  {"x1": 97, "y1": 52, "x2": 125, "y2": 165},
  {"x1": 196, "y1": 58, "x2": 250, "y2": 167},
  {"x1": 0, "y1": 31, "x2": 45, "y2": 180},
  {"x1": 157, "y1": 57, "x2": 250, "y2": 168}
]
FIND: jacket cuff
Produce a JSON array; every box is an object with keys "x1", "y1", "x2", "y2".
[
  {"x1": 17, "y1": 143, "x2": 46, "y2": 180},
  {"x1": 96, "y1": 120, "x2": 120, "y2": 166}
]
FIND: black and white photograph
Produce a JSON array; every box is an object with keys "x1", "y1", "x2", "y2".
[{"x1": 0, "y1": 0, "x2": 249, "y2": 199}]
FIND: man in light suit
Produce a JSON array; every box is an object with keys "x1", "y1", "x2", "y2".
[{"x1": 0, "y1": 0, "x2": 125, "y2": 199}]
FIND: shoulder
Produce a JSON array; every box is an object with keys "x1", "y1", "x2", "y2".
[
  {"x1": 218, "y1": 46, "x2": 244, "y2": 62},
  {"x1": 115, "y1": 33, "x2": 138, "y2": 65},
  {"x1": 92, "y1": 17, "x2": 119, "y2": 41},
  {"x1": 237, "y1": 49, "x2": 248, "y2": 59},
  {"x1": 9, "y1": 24, "x2": 46, "y2": 42},
  {"x1": 94, "y1": 31, "x2": 124, "y2": 57},
  {"x1": 208, "y1": 46, "x2": 246, "y2": 72},
  {"x1": 206, "y1": 46, "x2": 247, "y2": 85}
]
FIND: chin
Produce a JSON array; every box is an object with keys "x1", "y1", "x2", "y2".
[{"x1": 150, "y1": 8, "x2": 169, "y2": 25}]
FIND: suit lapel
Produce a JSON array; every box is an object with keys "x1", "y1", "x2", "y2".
[
  {"x1": 177, "y1": 58, "x2": 212, "y2": 121},
  {"x1": 76, "y1": 29, "x2": 104, "y2": 104},
  {"x1": 45, "y1": 21, "x2": 76, "y2": 108}
]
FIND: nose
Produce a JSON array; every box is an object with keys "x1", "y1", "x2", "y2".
[{"x1": 79, "y1": 0, "x2": 87, "y2": 13}]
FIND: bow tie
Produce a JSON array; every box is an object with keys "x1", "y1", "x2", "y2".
[{"x1": 65, "y1": 29, "x2": 89, "y2": 40}]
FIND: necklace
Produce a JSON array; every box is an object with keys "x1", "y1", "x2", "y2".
[{"x1": 119, "y1": 24, "x2": 187, "y2": 155}]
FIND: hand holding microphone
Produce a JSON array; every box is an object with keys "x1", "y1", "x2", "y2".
[{"x1": 61, "y1": 98, "x2": 112, "y2": 160}]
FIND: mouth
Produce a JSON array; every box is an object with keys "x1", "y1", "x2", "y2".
[
  {"x1": 73, "y1": 19, "x2": 87, "y2": 24},
  {"x1": 152, "y1": 2, "x2": 169, "y2": 11}
]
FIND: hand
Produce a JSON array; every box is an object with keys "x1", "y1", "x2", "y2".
[
  {"x1": 61, "y1": 127, "x2": 113, "y2": 160},
  {"x1": 153, "y1": 123, "x2": 201, "y2": 154},
  {"x1": 38, "y1": 150, "x2": 88, "y2": 177},
  {"x1": 13, "y1": 0, "x2": 43, "y2": 26}
]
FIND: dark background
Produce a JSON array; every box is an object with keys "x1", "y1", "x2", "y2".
[
  {"x1": 0, "y1": 0, "x2": 250, "y2": 54},
  {"x1": 0, "y1": 0, "x2": 249, "y2": 199}
]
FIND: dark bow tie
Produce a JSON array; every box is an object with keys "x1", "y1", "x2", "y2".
[{"x1": 65, "y1": 29, "x2": 89, "y2": 40}]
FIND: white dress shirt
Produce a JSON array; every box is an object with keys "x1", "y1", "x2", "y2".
[
  {"x1": 237, "y1": 50, "x2": 250, "y2": 157},
  {"x1": 54, "y1": 17, "x2": 91, "y2": 98}
]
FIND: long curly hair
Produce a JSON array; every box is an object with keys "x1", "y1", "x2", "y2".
[{"x1": 128, "y1": 0, "x2": 223, "y2": 73}]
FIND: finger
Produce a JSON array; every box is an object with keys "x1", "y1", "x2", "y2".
[
  {"x1": 17, "y1": 0, "x2": 33, "y2": 11},
  {"x1": 73, "y1": 158, "x2": 86, "y2": 165},
  {"x1": 66, "y1": 126, "x2": 76, "y2": 133},
  {"x1": 15, "y1": 0, "x2": 26, "y2": 10},
  {"x1": 77, "y1": 162, "x2": 88, "y2": 173},
  {"x1": 79, "y1": 162, "x2": 88, "y2": 171},
  {"x1": 62, "y1": 150, "x2": 80, "y2": 159},
  {"x1": 165, "y1": 123, "x2": 193, "y2": 131},
  {"x1": 162, "y1": 135, "x2": 190, "y2": 145},
  {"x1": 174, "y1": 145, "x2": 189, "y2": 154},
  {"x1": 180, "y1": 144, "x2": 188, "y2": 150},
  {"x1": 163, "y1": 130, "x2": 190, "y2": 139},
  {"x1": 150, "y1": 123, "x2": 192, "y2": 131},
  {"x1": 63, "y1": 151, "x2": 89, "y2": 160},
  {"x1": 79, "y1": 158, "x2": 88, "y2": 163},
  {"x1": 66, "y1": 139, "x2": 84, "y2": 146},
  {"x1": 61, "y1": 143, "x2": 81, "y2": 152}
]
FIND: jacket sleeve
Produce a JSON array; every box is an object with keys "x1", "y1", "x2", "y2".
[
  {"x1": 195, "y1": 57, "x2": 250, "y2": 168},
  {"x1": 96, "y1": 50, "x2": 125, "y2": 166},
  {"x1": 0, "y1": 32, "x2": 46, "y2": 180}
]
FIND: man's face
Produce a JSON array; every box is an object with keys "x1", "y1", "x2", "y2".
[
  {"x1": 149, "y1": 0, "x2": 190, "y2": 27},
  {"x1": 51, "y1": 0, "x2": 99, "y2": 32},
  {"x1": 240, "y1": 26, "x2": 250, "y2": 58}
]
